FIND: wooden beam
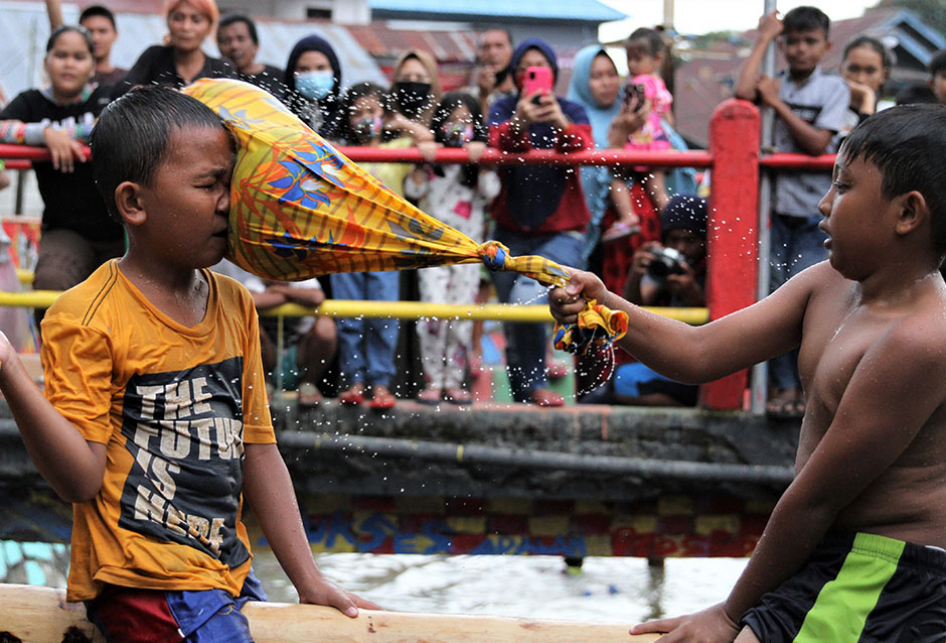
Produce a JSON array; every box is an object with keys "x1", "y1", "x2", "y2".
[{"x1": 0, "y1": 584, "x2": 660, "y2": 643}]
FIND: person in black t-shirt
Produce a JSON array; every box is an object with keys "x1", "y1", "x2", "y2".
[
  {"x1": 217, "y1": 13, "x2": 285, "y2": 102},
  {"x1": 0, "y1": 26, "x2": 124, "y2": 323},
  {"x1": 112, "y1": 0, "x2": 235, "y2": 98}
]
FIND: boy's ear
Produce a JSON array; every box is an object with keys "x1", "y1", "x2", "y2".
[
  {"x1": 114, "y1": 181, "x2": 146, "y2": 226},
  {"x1": 894, "y1": 190, "x2": 928, "y2": 236}
]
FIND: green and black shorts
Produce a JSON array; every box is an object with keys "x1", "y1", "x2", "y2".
[{"x1": 742, "y1": 532, "x2": 946, "y2": 642}]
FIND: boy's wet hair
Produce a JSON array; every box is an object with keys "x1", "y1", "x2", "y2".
[
  {"x1": 841, "y1": 104, "x2": 946, "y2": 253},
  {"x1": 91, "y1": 85, "x2": 226, "y2": 222},
  {"x1": 929, "y1": 49, "x2": 946, "y2": 77},
  {"x1": 626, "y1": 27, "x2": 665, "y2": 58},
  {"x1": 782, "y1": 6, "x2": 830, "y2": 38}
]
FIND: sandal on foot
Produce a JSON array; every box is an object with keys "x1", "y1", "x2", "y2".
[
  {"x1": 601, "y1": 222, "x2": 641, "y2": 244},
  {"x1": 417, "y1": 386, "x2": 443, "y2": 405},
  {"x1": 531, "y1": 387, "x2": 565, "y2": 407},
  {"x1": 339, "y1": 383, "x2": 366, "y2": 406},
  {"x1": 791, "y1": 394, "x2": 806, "y2": 418},
  {"x1": 443, "y1": 387, "x2": 472, "y2": 406},
  {"x1": 370, "y1": 385, "x2": 397, "y2": 410},
  {"x1": 298, "y1": 382, "x2": 324, "y2": 407},
  {"x1": 767, "y1": 388, "x2": 801, "y2": 419}
]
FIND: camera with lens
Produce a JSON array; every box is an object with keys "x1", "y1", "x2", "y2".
[{"x1": 647, "y1": 246, "x2": 688, "y2": 278}]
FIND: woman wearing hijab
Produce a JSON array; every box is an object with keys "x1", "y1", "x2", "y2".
[
  {"x1": 486, "y1": 37, "x2": 593, "y2": 407},
  {"x1": 284, "y1": 34, "x2": 344, "y2": 141},
  {"x1": 386, "y1": 49, "x2": 441, "y2": 143},
  {"x1": 566, "y1": 45, "x2": 624, "y2": 262}
]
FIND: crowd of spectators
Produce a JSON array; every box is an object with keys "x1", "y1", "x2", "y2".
[{"x1": 0, "y1": 0, "x2": 943, "y2": 412}]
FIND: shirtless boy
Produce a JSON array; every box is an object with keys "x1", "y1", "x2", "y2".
[
  {"x1": 0, "y1": 86, "x2": 376, "y2": 642},
  {"x1": 550, "y1": 104, "x2": 946, "y2": 641}
]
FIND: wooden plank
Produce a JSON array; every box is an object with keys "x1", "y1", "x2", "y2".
[{"x1": 0, "y1": 583, "x2": 659, "y2": 643}]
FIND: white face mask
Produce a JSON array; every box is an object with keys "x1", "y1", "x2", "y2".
[{"x1": 295, "y1": 69, "x2": 334, "y2": 100}]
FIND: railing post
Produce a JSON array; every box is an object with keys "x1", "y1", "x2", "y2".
[{"x1": 700, "y1": 99, "x2": 761, "y2": 410}]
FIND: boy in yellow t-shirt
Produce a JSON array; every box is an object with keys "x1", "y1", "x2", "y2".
[{"x1": 0, "y1": 86, "x2": 376, "y2": 642}]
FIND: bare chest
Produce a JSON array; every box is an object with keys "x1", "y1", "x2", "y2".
[{"x1": 799, "y1": 312, "x2": 877, "y2": 417}]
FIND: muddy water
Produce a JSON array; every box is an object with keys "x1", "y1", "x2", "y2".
[{"x1": 254, "y1": 550, "x2": 748, "y2": 623}]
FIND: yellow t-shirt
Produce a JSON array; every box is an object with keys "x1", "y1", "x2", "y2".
[
  {"x1": 362, "y1": 137, "x2": 413, "y2": 197},
  {"x1": 40, "y1": 260, "x2": 275, "y2": 602}
]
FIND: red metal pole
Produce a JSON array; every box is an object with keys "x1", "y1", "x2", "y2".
[{"x1": 700, "y1": 99, "x2": 761, "y2": 410}]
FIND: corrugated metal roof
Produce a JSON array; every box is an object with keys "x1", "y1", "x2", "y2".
[
  {"x1": 346, "y1": 21, "x2": 478, "y2": 62},
  {"x1": 368, "y1": 0, "x2": 627, "y2": 23}
]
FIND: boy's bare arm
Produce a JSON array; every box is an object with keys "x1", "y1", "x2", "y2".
[
  {"x1": 0, "y1": 346, "x2": 106, "y2": 503},
  {"x1": 45, "y1": 0, "x2": 63, "y2": 29},
  {"x1": 733, "y1": 11, "x2": 782, "y2": 101},
  {"x1": 243, "y1": 443, "x2": 381, "y2": 615},
  {"x1": 551, "y1": 264, "x2": 818, "y2": 384}
]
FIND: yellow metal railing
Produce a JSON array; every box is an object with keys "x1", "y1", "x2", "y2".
[{"x1": 0, "y1": 291, "x2": 709, "y2": 325}]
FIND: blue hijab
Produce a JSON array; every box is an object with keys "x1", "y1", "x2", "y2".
[
  {"x1": 567, "y1": 45, "x2": 623, "y2": 260},
  {"x1": 567, "y1": 45, "x2": 622, "y2": 150}
]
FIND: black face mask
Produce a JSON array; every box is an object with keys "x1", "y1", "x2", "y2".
[{"x1": 392, "y1": 81, "x2": 432, "y2": 116}]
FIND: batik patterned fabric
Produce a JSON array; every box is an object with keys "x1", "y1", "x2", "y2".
[{"x1": 183, "y1": 78, "x2": 627, "y2": 353}]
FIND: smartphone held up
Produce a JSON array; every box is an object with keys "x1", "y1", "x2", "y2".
[
  {"x1": 624, "y1": 82, "x2": 647, "y2": 112},
  {"x1": 523, "y1": 66, "x2": 554, "y2": 104}
]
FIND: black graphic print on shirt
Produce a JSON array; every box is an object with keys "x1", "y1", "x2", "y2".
[{"x1": 118, "y1": 357, "x2": 250, "y2": 568}]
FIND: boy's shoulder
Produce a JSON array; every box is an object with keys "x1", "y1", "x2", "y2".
[
  {"x1": 886, "y1": 284, "x2": 946, "y2": 355},
  {"x1": 43, "y1": 260, "x2": 123, "y2": 330},
  {"x1": 809, "y1": 264, "x2": 946, "y2": 357},
  {"x1": 207, "y1": 268, "x2": 258, "y2": 311}
]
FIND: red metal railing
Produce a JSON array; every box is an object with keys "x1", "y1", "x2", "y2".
[
  {"x1": 0, "y1": 99, "x2": 836, "y2": 410},
  {"x1": 0, "y1": 144, "x2": 713, "y2": 168}
]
